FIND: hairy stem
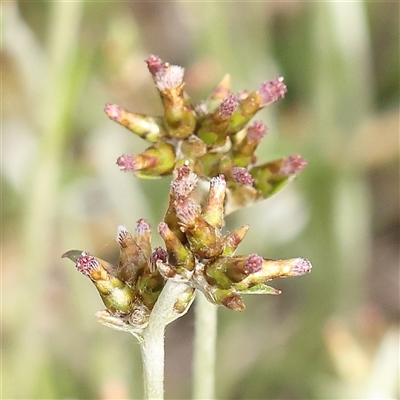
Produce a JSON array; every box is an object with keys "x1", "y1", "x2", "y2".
[
  {"x1": 139, "y1": 280, "x2": 191, "y2": 400},
  {"x1": 192, "y1": 292, "x2": 217, "y2": 399}
]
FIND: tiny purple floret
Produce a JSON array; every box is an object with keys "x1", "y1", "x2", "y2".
[
  {"x1": 157, "y1": 221, "x2": 170, "y2": 238},
  {"x1": 145, "y1": 55, "x2": 166, "y2": 76},
  {"x1": 291, "y1": 258, "x2": 312, "y2": 276},
  {"x1": 76, "y1": 252, "x2": 99, "y2": 277},
  {"x1": 219, "y1": 94, "x2": 239, "y2": 118},
  {"x1": 258, "y1": 77, "x2": 287, "y2": 106},
  {"x1": 247, "y1": 120, "x2": 267, "y2": 142},
  {"x1": 116, "y1": 154, "x2": 137, "y2": 172},
  {"x1": 279, "y1": 154, "x2": 307, "y2": 176},
  {"x1": 246, "y1": 254, "x2": 263, "y2": 273},
  {"x1": 150, "y1": 247, "x2": 168, "y2": 269},
  {"x1": 104, "y1": 103, "x2": 121, "y2": 121},
  {"x1": 210, "y1": 174, "x2": 226, "y2": 188},
  {"x1": 170, "y1": 165, "x2": 198, "y2": 197},
  {"x1": 136, "y1": 218, "x2": 150, "y2": 234},
  {"x1": 116, "y1": 225, "x2": 130, "y2": 245},
  {"x1": 175, "y1": 198, "x2": 199, "y2": 225},
  {"x1": 155, "y1": 65, "x2": 184, "y2": 91},
  {"x1": 232, "y1": 167, "x2": 254, "y2": 186}
]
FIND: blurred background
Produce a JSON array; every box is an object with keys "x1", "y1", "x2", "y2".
[{"x1": 2, "y1": 1, "x2": 399, "y2": 399}]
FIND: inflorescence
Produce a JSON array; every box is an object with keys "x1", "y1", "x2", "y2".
[{"x1": 63, "y1": 56, "x2": 311, "y2": 334}]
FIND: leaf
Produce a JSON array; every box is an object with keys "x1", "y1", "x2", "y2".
[{"x1": 237, "y1": 283, "x2": 281, "y2": 295}]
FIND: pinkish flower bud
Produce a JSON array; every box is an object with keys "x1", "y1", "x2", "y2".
[
  {"x1": 133, "y1": 219, "x2": 152, "y2": 259},
  {"x1": 247, "y1": 120, "x2": 267, "y2": 142},
  {"x1": 65, "y1": 248, "x2": 136, "y2": 315},
  {"x1": 219, "y1": 94, "x2": 239, "y2": 118},
  {"x1": 279, "y1": 154, "x2": 307, "y2": 176},
  {"x1": 235, "y1": 257, "x2": 313, "y2": 292},
  {"x1": 220, "y1": 291, "x2": 246, "y2": 311},
  {"x1": 232, "y1": 167, "x2": 254, "y2": 186},
  {"x1": 221, "y1": 225, "x2": 249, "y2": 257},
  {"x1": 203, "y1": 175, "x2": 226, "y2": 228},
  {"x1": 116, "y1": 154, "x2": 137, "y2": 172},
  {"x1": 157, "y1": 222, "x2": 195, "y2": 272},
  {"x1": 105, "y1": 104, "x2": 166, "y2": 143},
  {"x1": 117, "y1": 143, "x2": 175, "y2": 178},
  {"x1": 116, "y1": 225, "x2": 147, "y2": 283},
  {"x1": 157, "y1": 221, "x2": 170, "y2": 238},
  {"x1": 155, "y1": 66, "x2": 185, "y2": 91},
  {"x1": 76, "y1": 252, "x2": 99, "y2": 277},
  {"x1": 150, "y1": 247, "x2": 168, "y2": 271},
  {"x1": 257, "y1": 77, "x2": 287, "y2": 106},
  {"x1": 209, "y1": 74, "x2": 231, "y2": 102},
  {"x1": 245, "y1": 254, "x2": 263, "y2": 273},
  {"x1": 145, "y1": 55, "x2": 167, "y2": 76},
  {"x1": 210, "y1": 174, "x2": 226, "y2": 189},
  {"x1": 174, "y1": 198, "x2": 201, "y2": 227},
  {"x1": 104, "y1": 103, "x2": 121, "y2": 121},
  {"x1": 290, "y1": 258, "x2": 312, "y2": 276},
  {"x1": 116, "y1": 225, "x2": 132, "y2": 247},
  {"x1": 116, "y1": 224, "x2": 132, "y2": 245},
  {"x1": 147, "y1": 57, "x2": 196, "y2": 139},
  {"x1": 170, "y1": 165, "x2": 198, "y2": 198},
  {"x1": 135, "y1": 218, "x2": 150, "y2": 234}
]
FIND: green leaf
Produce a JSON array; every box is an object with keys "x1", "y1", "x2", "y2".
[{"x1": 237, "y1": 283, "x2": 281, "y2": 295}]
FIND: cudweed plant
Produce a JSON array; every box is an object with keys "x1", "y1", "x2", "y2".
[{"x1": 63, "y1": 56, "x2": 312, "y2": 399}]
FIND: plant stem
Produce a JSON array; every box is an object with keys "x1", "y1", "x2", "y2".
[
  {"x1": 192, "y1": 292, "x2": 217, "y2": 399},
  {"x1": 139, "y1": 280, "x2": 191, "y2": 400}
]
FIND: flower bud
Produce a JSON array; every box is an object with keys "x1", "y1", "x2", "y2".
[
  {"x1": 250, "y1": 154, "x2": 307, "y2": 199},
  {"x1": 235, "y1": 257, "x2": 312, "y2": 291},
  {"x1": 180, "y1": 135, "x2": 207, "y2": 159},
  {"x1": 208, "y1": 74, "x2": 231, "y2": 104},
  {"x1": 202, "y1": 175, "x2": 226, "y2": 229},
  {"x1": 136, "y1": 270, "x2": 165, "y2": 310},
  {"x1": 157, "y1": 222, "x2": 195, "y2": 273},
  {"x1": 205, "y1": 254, "x2": 263, "y2": 289},
  {"x1": 116, "y1": 142, "x2": 175, "y2": 178},
  {"x1": 145, "y1": 54, "x2": 167, "y2": 77},
  {"x1": 170, "y1": 164, "x2": 198, "y2": 198},
  {"x1": 174, "y1": 198, "x2": 222, "y2": 259},
  {"x1": 198, "y1": 152, "x2": 233, "y2": 178},
  {"x1": 150, "y1": 59, "x2": 196, "y2": 139},
  {"x1": 116, "y1": 225, "x2": 147, "y2": 286},
  {"x1": 173, "y1": 286, "x2": 196, "y2": 314},
  {"x1": 104, "y1": 104, "x2": 166, "y2": 143},
  {"x1": 210, "y1": 288, "x2": 246, "y2": 311},
  {"x1": 257, "y1": 77, "x2": 287, "y2": 107},
  {"x1": 231, "y1": 167, "x2": 254, "y2": 186},
  {"x1": 134, "y1": 218, "x2": 152, "y2": 259},
  {"x1": 227, "y1": 92, "x2": 262, "y2": 134},
  {"x1": 226, "y1": 77, "x2": 286, "y2": 135},
  {"x1": 150, "y1": 247, "x2": 168, "y2": 271},
  {"x1": 221, "y1": 225, "x2": 249, "y2": 256},
  {"x1": 231, "y1": 120, "x2": 267, "y2": 167},
  {"x1": 62, "y1": 251, "x2": 135, "y2": 315},
  {"x1": 197, "y1": 94, "x2": 239, "y2": 145}
]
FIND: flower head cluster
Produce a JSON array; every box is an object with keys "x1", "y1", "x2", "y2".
[
  {"x1": 63, "y1": 56, "x2": 312, "y2": 333},
  {"x1": 62, "y1": 219, "x2": 194, "y2": 333},
  {"x1": 104, "y1": 55, "x2": 307, "y2": 214},
  {"x1": 63, "y1": 164, "x2": 311, "y2": 332},
  {"x1": 156, "y1": 165, "x2": 311, "y2": 311}
]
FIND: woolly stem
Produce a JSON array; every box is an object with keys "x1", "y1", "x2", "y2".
[
  {"x1": 192, "y1": 292, "x2": 217, "y2": 399},
  {"x1": 138, "y1": 280, "x2": 190, "y2": 400}
]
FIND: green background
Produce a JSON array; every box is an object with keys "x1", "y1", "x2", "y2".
[{"x1": 2, "y1": 2, "x2": 399, "y2": 399}]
